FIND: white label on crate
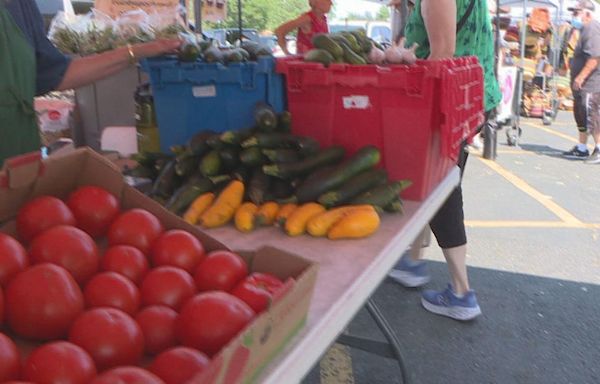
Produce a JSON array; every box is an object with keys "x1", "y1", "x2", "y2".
[
  {"x1": 343, "y1": 95, "x2": 370, "y2": 110},
  {"x1": 192, "y1": 85, "x2": 217, "y2": 98}
]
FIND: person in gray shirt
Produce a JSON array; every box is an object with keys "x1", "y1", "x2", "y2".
[{"x1": 562, "y1": 0, "x2": 600, "y2": 164}]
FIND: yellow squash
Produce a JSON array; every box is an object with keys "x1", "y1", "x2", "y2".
[
  {"x1": 327, "y1": 208, "x2": 380, "y2": 240},
  {"x1": 200, "y1": 180, "x2": 245, "y2": 228},
  {"x1": 275, "y1": 203, "x2": 298, "y2": 227},
  {"x1": 255, "y1": 201, "x2": 280, "y2": 226},
  {"x1": 182, "y1": 192, "x2": 215, "y2": 225},
  {"x1": 307, "y1": 205, "x2": 374, "y2": 237},
  {"x1": 235, "y1": 202, "x2": 259, "y2": 232},
  {"x1": 284, "y1": 203, "x2": 326, "y2": 236}
]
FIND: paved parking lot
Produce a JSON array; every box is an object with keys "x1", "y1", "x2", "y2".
[{"x1": 304, "y1": 112, "x2": 600, "y2": 384}]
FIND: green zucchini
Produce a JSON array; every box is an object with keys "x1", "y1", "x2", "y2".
[
  {"x1": 318, "y1": 168, "x2": 388, "y2": 207},
  {"x1": 294, "y1": 146, "x2": 381, "y2": 203},
  {"x1": 220, "y1": 127, "x2": 255, "y2": 145},
  {"x1": 125, "y1": 164, "x2": 157, "y2": 180},
  {"x1": 218, "y1": 146, "x2": 240, "y2": 172},
  {"x1": 247, "y1": 169, "x2": 271, "y2": 205},
  {"x1": 165, "y1": 174, "x2": 231, "y2": 214},
  {"x1": 199, "y1": 150, "x2": 221, "y2": 176},
  {"x1": 239, "y1": 147, "x2": 267, "y2": 167},
  {"x1": 231, "y1": 166, "x2": 252, "y2": 183},
  {"x1": 206, "y1": 134, "x2": 224, "y2": 149},
  {"x1": 351, "y1": 180, "x2": 412, "y2": 207},
  {"x1": 187, "y1": 130, "x2": 216, "y2": 154},
  {"x1": 174, "y1": 150, "x2": 202, "y2": 178},
  {"x1": 262, "y1": 148, "x2": 300, "y2": 164},
  {"x1": 278, "y1": 111, "x2": 292, "y2": 132},
  {"x1": 269, "y1": 178, "x2": 295, "y2": 199},
  {"x1": 255, "y1": 103, "x2": 278, "y2": 132},
  {"x1": 131, "y1": 151, "x2": 172, "y2": 168},
  {"x1": 383, "y1": 197, "x2": 404, "y2": 213},
  {"x1": 262, "y1": 146, "x2": 345, "y2": 179},
  {"x1": 151, "y1": 159, "x2": 181, "y2": 199}
]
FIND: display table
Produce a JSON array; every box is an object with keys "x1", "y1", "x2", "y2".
[{"x1": 207, "y1": 166, "x2": 461, "y2": 383}]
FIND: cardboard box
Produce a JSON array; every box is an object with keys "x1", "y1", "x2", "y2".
[{"x1": 0, "y1": 148, "x2": 318, "y2": 384}]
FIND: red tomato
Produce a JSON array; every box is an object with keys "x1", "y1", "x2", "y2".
[
  {"x1": 0, "y1": 332, "x2": 20, "y2": 382},
  {"x1": 151, "y1": 230, "x2": 205, "y2": 274},
  {"x1": 231, "y1": 272, "x2": 284, "y2": 314},
  {"x1": 16, "y1": 196, "x2": 76, "y2": 243},
  {"x1": 90, "y1": 367, "x2": 164, "y2": 384},
  {"x1": 149, "y1": 347, "x2": 210, "y2": 384},
  {"x1": 101, "y1": 245, "x2": 149, "y2": 285},
  {"x1": 0, "y1": 285, "x2": 3, "y2": 325},
  {"x1": 23, "y1": 341, "x2": 97, "y2": 384},
  {"x1": 134, "y1": 305, "x2": 178, "y2": 355},
  {"x1": 6, "y1": 263, "x2": 84, "y2": 340},
  {"x1": 194, "y1": 250, "x2": 248, "y2": 292},
  {"x1": 29, "y1": 225, "x2": 100, "y2": 285},
  {"x1": 108, "y1": 209, "x2": 164, "y2": 255},
  {"x1": 69, "y1": 308, "x2": 144, "y2": 371},
  {"x1": 140, "y1": 266, "x2": 196, "y2": 311},
  {"x1": 84, "y1": 272, "x2": 140, "y2": 315},
  {"x1": 0, "y1": 233, "x2": 29, "y2": 287},
  {"x1": 67, "y1": 185, "x2": 120, "y2": 238},
  {"x1": 176, "y1": 292, "x2": 255, "y2": 356}
]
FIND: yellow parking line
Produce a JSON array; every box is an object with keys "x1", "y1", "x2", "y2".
[
  {"x1": 320, "y1": 344, "x2": 355, "y2": 384},
  {"x1": 525, "y1": 122, "x2": 579, "y2": 143},
  {"x1": 478, "y1": 158, "x2": 583, "y2": 225},
  {"x1": 466, "y1": 220, "x2": 600, "y2": 229}
]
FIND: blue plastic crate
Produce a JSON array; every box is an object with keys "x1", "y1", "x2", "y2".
[{"x1": 141, "y1": 56, "x2": 286, "y2": 151}]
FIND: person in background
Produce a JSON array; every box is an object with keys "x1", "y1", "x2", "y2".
[
  {"x1": 0, "y1": 0, "x2": 181, "y2": 164},
  {"x1": 388, "y1": 0, "x2": 501, "y2": 321},
  {"x1": 561, "y1": 0, "x2": 600, "y2": 164},
  {"x1": 274, "y1": 0, "x2": 332, "y2": 55}
]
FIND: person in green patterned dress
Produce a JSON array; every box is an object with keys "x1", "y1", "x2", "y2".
[{"x1": 388, "y1": 0, "x2": 501, "y2": 321}]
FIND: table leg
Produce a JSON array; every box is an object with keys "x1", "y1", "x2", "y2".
[{"x1": 336, "y1": 298, "x2": 410, "y2": 384}]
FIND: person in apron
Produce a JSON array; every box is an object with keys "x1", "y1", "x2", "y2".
[
  {"x1": 0, "y1": 0, "x2": 181, "y2": 164},
  {"x1": 388, "y1": 0, "x2": 501, "y2": 321}
]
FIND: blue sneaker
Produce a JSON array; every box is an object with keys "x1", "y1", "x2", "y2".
[
  {"x1": 421, "y1": 284, "x2": 482, "y2": 321},
  {"x1": 388, "y1": 253, "x2": 430, "y2": 287}
]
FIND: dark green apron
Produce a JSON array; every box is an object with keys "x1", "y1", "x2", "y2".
[{"x1": 0, "y1": 4, "x2": 39, "y2": 165}]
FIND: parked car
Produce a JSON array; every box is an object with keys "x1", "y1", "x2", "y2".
[
  {"x1": 204, "y1": 28, "x2": 260, "y2": 46},
  {"x1": 328, "y1": 20, "x2": 392, "y2": 44}
]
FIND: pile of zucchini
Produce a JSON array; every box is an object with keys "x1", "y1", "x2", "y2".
[
  {"x1": 304, "y1": 29, "x2": 384, "y2": 66},
  {"x1": 125, "y1": 103, "x2": 411, "y2": 239},
  {"x1": 178, "y1": 38, "x2": 273, "y2": 64}
]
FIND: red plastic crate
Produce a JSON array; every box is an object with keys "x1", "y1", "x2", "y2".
[{"x1": 276, "y1": 57, "x2": 484, "y2": 200}]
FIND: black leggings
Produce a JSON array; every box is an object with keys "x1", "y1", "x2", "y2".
[{"x1": 429, "y1": 141, "x2": 469, "y2": 249}]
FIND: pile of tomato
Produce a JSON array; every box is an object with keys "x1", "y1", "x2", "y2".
[{"x1": 0, "y1": 185, "x2": 287, "y2": 384}]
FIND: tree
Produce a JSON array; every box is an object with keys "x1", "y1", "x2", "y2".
[{"x1": 376, "y1": 6, "x2": 390, "y2": 21}]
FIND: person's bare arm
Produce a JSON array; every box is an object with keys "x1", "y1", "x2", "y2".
[
  {"x1": 421, "y1": 0, "x2": 456, "y2": 59},
  {"x1": 573, "y1": 57, "x2": 599, "y2": 90},
  {"x1": 275, "y1": 14, "x2": 311, "y2": 55},
  {"x1": 56, "y1": 39, "x2": 181, "y2": 91}
]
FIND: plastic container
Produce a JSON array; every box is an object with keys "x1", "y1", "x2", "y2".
[
  {"x1": 141, "y1": 56, "x2": 286, "y2": 151},
  {"x1": 276, "y1": 57, "x2": 485, "y2": 201}
]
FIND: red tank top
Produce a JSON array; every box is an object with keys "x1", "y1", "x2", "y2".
[{"x1": 296, "y1": 11, "x2": 329, "y2": 54}]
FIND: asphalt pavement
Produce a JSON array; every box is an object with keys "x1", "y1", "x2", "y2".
[{"x1": 302, "y1": 111, "x2": 600, "y2": 384}]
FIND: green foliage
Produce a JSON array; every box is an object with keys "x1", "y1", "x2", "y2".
[
  {"x1": 205, "y1": 0, "x2": 310, "y2": 32},
  {"x1": 376, "y1": 6, "x2": 390, "y2": 21}
]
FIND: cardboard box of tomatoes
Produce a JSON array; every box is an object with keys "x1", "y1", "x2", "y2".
[{"x1": 0, "y1": 148, "x2": 318, "y2": 384}]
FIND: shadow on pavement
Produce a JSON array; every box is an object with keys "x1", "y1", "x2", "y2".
[{"x1": 320, "y1": 261, "x2": 600, "y2": 384}]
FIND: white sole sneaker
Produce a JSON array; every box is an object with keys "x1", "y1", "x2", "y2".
[
  {"x1": 388, "y1": 269, "x2": 430, "y2": 288},
  {"x1": 421, "y1": 297, "x2": 482, "y2": 321}
]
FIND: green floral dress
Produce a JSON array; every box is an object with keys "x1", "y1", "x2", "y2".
[{"x1": 405, "y1": 0, "x2": 501, "y2": 112}]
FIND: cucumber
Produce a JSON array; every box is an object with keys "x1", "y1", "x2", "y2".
[
  {"x1": 294, "y1": 146, "x2": 381, "y2": 203},
  {"x1": 151, "y1": 159, "x2": 181, "y2": 199},
  {"x1": 131, "y1": 151, "x2": 173, "y2": 168},
  {"x1": 239, "y1": 147, "x2": 267, "y2": 167},
  {"x1": 187, "y1": 130, "x2": 216, "y2": 155},
  {"x1": 312, "y1": 34, "x2": 343, "y2": 59},
  {"x1": 262, "y1": 148, "x2": 300, "y2": 163},
  {"x1": 199, "y1": 150, "x2": 221, "y2": 176},
  {"x1": 174, "y1": 151, "x2": 202, "y2": 179},
  {"x1": 220, "y1": 127, "x2": 255, "y2": 145},
  {"x1": 255, "y1": 103, "x2": 278, "y2": 132},
  {"x1": 247, "y1": 169, "x2": 271, "y2": 205},
  {"x1": 383, "y1": 197, "x2": 404, "y2": 213},
  {"x1": 262, "y1": 146, "x2": 345, "y2": 179},
  {"x1": 350, "y1": 180, "x2": 412, "y2": 207},
  {"x1": 318, "y1": 168, "x2": 388, "y2": 207},
  {"x1": 304, "y1": 49, "x2": 334, "y2": 67},
  {"x1": 165, "y1": 174, "x2": 230, "y2": 214}
]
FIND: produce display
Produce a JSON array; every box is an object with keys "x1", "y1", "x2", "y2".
[
  {"x1": 304, "y1": 29, "x2": 418, "y2": 66},
  {"x1": 0, "y1": 185, "x2": 291, "y2": 383},
  {"x1": 126, "y1": 104, "x2": 411, "y2": 240},
  {"x1": 177, "y1": 38, "x2": 274, "y2": 64}
]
